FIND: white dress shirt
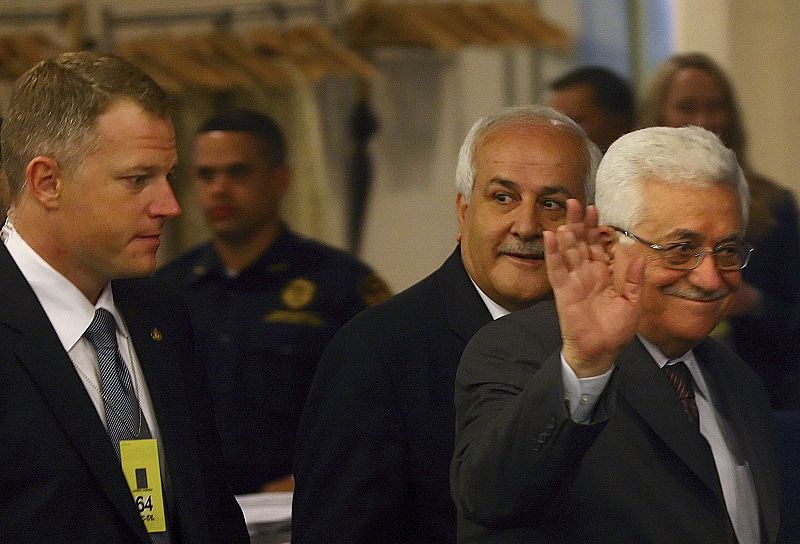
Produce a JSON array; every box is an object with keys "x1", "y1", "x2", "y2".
[
  {"x1": 470, "y1": 278, "x2": 511, "y2": 320},
  {"x1": 639, "y1": 338, "x2": 761, "y2": 544},
  {"x1": 2, "y1": 221, "x2": 163, "y2": 444},
  {"x1": 561, "y1": 334, "x2": 761, "y2": 544}
]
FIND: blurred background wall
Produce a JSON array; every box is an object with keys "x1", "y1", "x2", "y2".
[{"x1": 0, "y1": 0, "x2": 796, "y2": 292}]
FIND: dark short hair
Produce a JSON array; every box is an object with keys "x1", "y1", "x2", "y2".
[
  {"x1": 199, "y1": 109, "x2": 286, "y2": 166},
  {"x1": 550, "y1": 66, "x2": 635, "y2": 116}
]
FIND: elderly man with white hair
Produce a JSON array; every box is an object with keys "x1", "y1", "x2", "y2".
[{"x1": 452, "y1": 126, "x2": 782, "y2": 543}]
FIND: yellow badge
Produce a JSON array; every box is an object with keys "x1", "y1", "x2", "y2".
[
  {"x1": 281, "y1": 277, "x2": 316, "y2": 309},
  {"x1": 120, "y1": 439, "x2": 167, "y2": 533},
  {"x1": 358, "y1": 273, "x2": 392, "y2": 307}
]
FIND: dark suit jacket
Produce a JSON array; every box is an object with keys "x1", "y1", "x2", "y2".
[
  {"x1": 292, "y1": 247, "x2": 492, "y2": 543},
  {"x1": 452, "y1": 300, "x2": 782, "y2": 543},
  {"x1": 733, "y1": 189, "x2": 800, "y2": 409},
  {"x1": 0, "y1": 244, "x2": 249, "y2": 543}
]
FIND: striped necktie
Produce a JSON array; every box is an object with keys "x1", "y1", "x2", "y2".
[
  {"x1": 84, "y1": 308, "x2": 171, "y2": 544},
  {"x1": 663, "y1": 361, "x2": 699, "y2": 429}
]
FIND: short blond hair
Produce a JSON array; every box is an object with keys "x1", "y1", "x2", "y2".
[{"x1": 1, "y1": 51, "x2": 171, "y2": 201}]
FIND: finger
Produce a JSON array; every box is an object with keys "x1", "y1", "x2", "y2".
[
  {"x1": 556, "y1": 225, "x2": 586, "y2": 270},
  {"x1": 565, "y1": 198, "x2": 584, "y2": 225},
  {"x1": 584, "y1": 205, "x2": 600, "y2": 245},
  {"x1": 564, "y1": 199, "x2": 587, "y2": 243},
  {"x1": 584, "y1": 204, "x2": 598, "y2": 230},
  {"x1": 588, "y1": 242, "x2": 610, "y2": 264},
  {"x1": 544, "y1": 230, "x2": 569, "y2": 285},
  {"x1": 622, "y1": 255, "x2": 645, "y2": 303}
]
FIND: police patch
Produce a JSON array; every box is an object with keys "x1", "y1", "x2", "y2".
[
  {"x1": 281, "y1": 277, "x2": 317, "y2": 309},
  {"x1": 358, "y1": 273, "x2": 392, "y2": 307}
]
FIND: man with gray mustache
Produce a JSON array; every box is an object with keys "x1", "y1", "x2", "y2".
[
  {"x1": 452, "y1": 126, "x2": 782, "y2": 543},
  {"x1": 293, "y1": 105, "x2": 601, "y2": 543}
]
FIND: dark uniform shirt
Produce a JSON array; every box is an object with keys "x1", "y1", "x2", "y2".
[{"x1": 157, "y1": 226, "x2": 390, "y2": 493}]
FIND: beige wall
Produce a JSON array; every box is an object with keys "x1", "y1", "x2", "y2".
[{"x1": 674, "y1": 0, "x2": 800, "y2": 196}]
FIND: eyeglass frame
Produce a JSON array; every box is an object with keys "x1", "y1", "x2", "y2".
[{"x1": 610, "y1": 226, "x2": 754, "y2": 271}]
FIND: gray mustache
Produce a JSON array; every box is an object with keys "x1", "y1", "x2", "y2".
[
  {"x1": 499, "y1": 238, "x2": 545, "y2": 259},
  {"x1": 662, "y1": 285, "x2": 729, "y2": 302}
]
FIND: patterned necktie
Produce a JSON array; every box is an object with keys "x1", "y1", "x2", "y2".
[
  {"x1": 84, "y1": 309, "x2": 171, "y2": 544},
  {"x1": 84, "y1": 309, "x2": 150, "y2": 451},
  {"x1": 663, "y1": 361, "x2": 699, "y2": 429},
  {"x1": 664, "y1": 362, "x2": 739, "y2": 543}
]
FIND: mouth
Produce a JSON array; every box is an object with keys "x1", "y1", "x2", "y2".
[
  {"x1": 502, "y1": 251, "x2": 544, "y2": 260},
  {"x1": 136, "y1": 232, "x2": 162, "y2": 242},
  {"x1": 206, "y1": 206, "x2": 235, "y2": 220}
]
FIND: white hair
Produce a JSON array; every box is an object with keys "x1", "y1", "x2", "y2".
[
  {"x1": 454, "y1": 105, "x2": 601, "y2": 203},
  {"x1": 596, "y1": 125, "x2": 749, "y2": 237}
]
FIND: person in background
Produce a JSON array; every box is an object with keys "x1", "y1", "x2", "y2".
[
  {"x1": 0, "y1": 51, "x2": 248, "y2": 543},
  {"x1": 452, "y1": 126, "x2": 781, "y2": 543},
  {"x1": 640, "y1": 52, "x2": 800, "y2": 409},
  {"x1": 157, "y1": 109, "x2": 391, "y2": 495},
  {"x1": 547, "y1": 65, "x2": 635, "y2": 152},
  {"x1": 292, "y1": 105, "x2": 601, "y2": 543}
]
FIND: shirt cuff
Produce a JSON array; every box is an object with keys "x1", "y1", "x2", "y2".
[{"x1": 561, "y1": 352, "x2": 614, "y2": 423}]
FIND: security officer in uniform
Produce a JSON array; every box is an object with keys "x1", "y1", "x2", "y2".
[{"x1": 157, "y1": 109, "x2": 390, "y2": 495}]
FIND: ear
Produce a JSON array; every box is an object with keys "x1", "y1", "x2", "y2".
[
  {"x1": 25, "y1": 156, "x2": 63, "y2": 210},
  {"x1": 271, "y1": 165, "x2": 292, "y2": 198},
  {"x1": 455, "y1": 193, "x2": 468, "y2": 242}
]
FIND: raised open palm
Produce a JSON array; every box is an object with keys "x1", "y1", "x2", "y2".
[{"x1": 544, "y1": 200, "x2": 644, "y2": 378}]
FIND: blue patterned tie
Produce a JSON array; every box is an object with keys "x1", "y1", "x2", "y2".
[
  {"x1": 85, "y1": 309, "x2": 147, "y2": 451},
  {"x1": 84, "y1": 308, "x2": 171, "y2": 544}
]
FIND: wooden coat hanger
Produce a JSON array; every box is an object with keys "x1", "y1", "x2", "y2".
[
  {"x1": 283, "y1": 24, "x2": 379, "y2": 84},
  {"x1": 116, "y1": 36, "x2": 235, "y2": 93},
  {"x1": 346, "y1": 1, "x2": 573, "y2": 53},
  {"x1": 203, "y1": 32, "x2": 292, "y2": 91},
  {"x1": 115, "y1": 40, "x2": 186, "y2": 95}
]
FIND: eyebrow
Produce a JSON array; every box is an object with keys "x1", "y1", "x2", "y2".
[
  {"x1": 116, "y1": 164, "x2": 171, "y2": 177},
  {"x1": 661, "y1": 228, "x2": 744, "y2": 244},
  {"x1": 486, "y1": 177, "x2": 577, "y2": 197}
]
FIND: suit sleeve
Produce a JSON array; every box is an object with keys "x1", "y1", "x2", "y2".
[
  {"x1": 172, "y1": 299, "x2": 252, "y2": 543},
  {"x1": 292, "y1": 316, "x2": 414, "y2": 543},
  {"x1": 450, "y1": 312, "x2": 615, "y2": 528}
]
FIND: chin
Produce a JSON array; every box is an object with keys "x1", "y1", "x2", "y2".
[{"x1": 501, "y1": 285, "x2": 551, "y2": 311}]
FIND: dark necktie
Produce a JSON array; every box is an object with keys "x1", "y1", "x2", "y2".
[
  {"x1": 84, "y1": 309, "x2": 151, "y2": 451},
  {"x1": 663, "y1": 361, "x2": 699, "y2": 429},
  {"x1": 664, "y1": 361, "x2": 738, "y2": 542},
  {"x1": 84, "y1": 309, "x2": 170, "y2": 544}
]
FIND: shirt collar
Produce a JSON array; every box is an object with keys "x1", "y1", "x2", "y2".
[
  {"x1": 468, "y1": 277, "x2": 511, "y2": 320},
  {"x1": 637, "y1": 334, "x2": 709, "y2": 400},
  {"x1": 3, "y1": 222, "x2": 127, "y2": 352}
]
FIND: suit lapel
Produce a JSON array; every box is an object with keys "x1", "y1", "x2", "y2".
[
  {"x1": 694, "y1": 340, "x2": 782, "y2": 543},
  {"x1": 438, "y1": 247, "x2": 493, "y2": 342},
  {"x1": 112, "y1": 280, "x2": 187, "y2": 486},
  {"x1": 617, "y1": 339, "x2": 726, "y2": 503},
  {"x1": 0, "y1": 245, "x2": 151, "y2": 542},
  {"x1": 113, "y1": 278, "x2": 206, "y2": 538}
]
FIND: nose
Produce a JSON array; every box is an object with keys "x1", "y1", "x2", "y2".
[
  {"x1": 511, "y1": 198, "x2": 538, "y2": 239},
  {"x1": 688, "y1": 251, "x2": 724, "y2": 291},
  {"x1": 688, "y1": 111, "x2": 712, "y2": 131},
  {"x1": 150, "y1": 176, "x2": 182, "y2": 219},
  {"x1": 207, "y1": 172, "x2": 233, "y2": 194}
]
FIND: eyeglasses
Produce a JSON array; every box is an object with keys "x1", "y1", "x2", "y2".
[{"x1": 611, "y1": 227, "x2": 753, "y2": 271}]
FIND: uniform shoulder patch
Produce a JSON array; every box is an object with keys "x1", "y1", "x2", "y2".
[{"x1": 358, "y1": 273, "x2": 392, "y2": 307}]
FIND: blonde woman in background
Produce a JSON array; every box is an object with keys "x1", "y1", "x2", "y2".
[{"x1": 640, "y1": 52, "x2": 800, "y2": 409}]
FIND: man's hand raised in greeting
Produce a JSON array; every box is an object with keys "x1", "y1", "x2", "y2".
[{"x1": 544, "y1": 199, "x2": 645, "y2": 378}]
